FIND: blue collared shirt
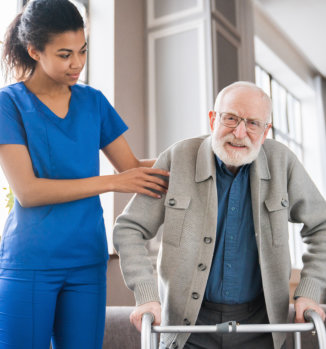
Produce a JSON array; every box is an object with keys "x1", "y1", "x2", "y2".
[{"x1": 204, "y1": 156, "x2": 262, "y2": 304}]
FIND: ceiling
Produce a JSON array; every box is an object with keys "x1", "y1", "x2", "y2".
[{"x1": 256, "y1": 0, "x2": 326, "y2": 77}]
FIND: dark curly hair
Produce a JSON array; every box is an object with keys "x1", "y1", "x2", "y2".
[{"x1": 1, "y1": 0, "x2": 84, "y2": 81}]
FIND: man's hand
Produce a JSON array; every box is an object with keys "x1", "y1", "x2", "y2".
[
  {"x1": 294, "y1": 297, "x2": 326, "y2": 323},
  {"x1": 130, "y1": 301, "x2": 162, "y2": 332}
]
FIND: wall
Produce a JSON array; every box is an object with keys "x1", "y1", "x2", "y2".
[
  {"x1": 113, "y1": 0, "x2": 148, "y2": 221},
  {"x1": 105, "y1": 0, "x2": 257, "y2": 305},
  {"x1": 147, "y1": 0, "x2": 256, "y2": 157},
  {"x1": 90, "y1": 0, "x2": 322, "y2": 307},
  {"x1": 110, "y1": 0, "x2": 147, "y2": 306},
  {"x1": 88, "y1": 0, "x2": 146, "y2": 305}
]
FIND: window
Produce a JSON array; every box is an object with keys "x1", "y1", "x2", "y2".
[
  {"x1": 0, "y1": 0, "x2": 20, "y2": 234},
  {"x1": 70, "y1": 0, "x2": 89, "y2": 84},
  {"x1": 0, "y1": 1, "x2": 19, "y2": 87},
  {"x1": 255, "y1": 64, "x2": 305, "y2": 269}
]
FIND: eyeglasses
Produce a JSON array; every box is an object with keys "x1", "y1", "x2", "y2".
[{"x1": 217, "y1": 112, "x2": 270, "y2": 134}]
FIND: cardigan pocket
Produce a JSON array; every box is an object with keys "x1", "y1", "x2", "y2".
[
  {"x1": 264, "y1": 193, "x2": 289, "y2": 246},
  {"x1": 162, "y1": 194, "x2": 191, "y2": 247}
]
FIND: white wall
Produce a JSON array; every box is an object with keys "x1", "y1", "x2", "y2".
[
  {"x1": 0, "y1": 0, "x2": 21, "y2": 234},
  {"x1": 88, "y1": 0, "x2": 115, "y2": 252}
]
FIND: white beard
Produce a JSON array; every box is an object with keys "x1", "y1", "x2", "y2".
[{"x1": 211, "y1": 129, "x2": 263, "y2": 168}]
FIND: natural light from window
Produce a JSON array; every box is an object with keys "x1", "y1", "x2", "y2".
[
  {"x1": 0, "y1": 1, "x2": 19, "y2": 234},
  {"x1": 256, "y1": 64, "x2": 306, "y2": 270}
]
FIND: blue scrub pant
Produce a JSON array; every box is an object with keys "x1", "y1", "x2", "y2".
[{"x1": 0, "y1": 263, "x2": 107, "y2": 349}]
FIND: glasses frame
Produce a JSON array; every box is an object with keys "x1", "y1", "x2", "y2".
[{"x1": 217, "y1": 112, "x2": 270, "y2": 135}]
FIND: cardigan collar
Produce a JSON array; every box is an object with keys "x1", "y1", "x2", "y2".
[{"x1": 195, "y1": 135, "x2": 271, "y2": 182}]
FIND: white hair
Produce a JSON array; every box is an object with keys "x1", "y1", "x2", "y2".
[{"x1": 214, "y1": 81, "x2": 272, "y2": 122}]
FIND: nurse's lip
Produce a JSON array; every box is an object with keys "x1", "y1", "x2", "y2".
[{"x1": 67, "y1": 73, "x2": 80, "y2": 79}]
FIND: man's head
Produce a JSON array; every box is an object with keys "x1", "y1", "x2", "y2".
[{"x1": 209, "y1": 81, "x2": 272, "y2": 174}]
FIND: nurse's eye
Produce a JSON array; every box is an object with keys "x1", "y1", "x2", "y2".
[{"x1": 58, "y1": 54, "x2": 70, "y2": 59}]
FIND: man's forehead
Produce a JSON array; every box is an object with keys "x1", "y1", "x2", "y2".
[
  {"x1": 219, "y1": 91, "x2": 269, "y2": 120},
  {"x1": 222, "y1": 86, "x2": 261, "y2": 100}
]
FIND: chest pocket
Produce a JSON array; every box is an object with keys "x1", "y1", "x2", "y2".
[
  {"x1": 163, "y1": 194, "x2": 191, "y2": 247},
  {"x1": 264, "y1": 193, "x2": 289, "y2": 246}
]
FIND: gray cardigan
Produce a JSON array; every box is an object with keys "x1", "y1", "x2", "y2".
[{"x1": 113, "y1": 135, "x2": 326, "y2": 349}]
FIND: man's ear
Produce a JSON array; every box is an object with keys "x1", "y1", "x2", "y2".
[
  {"x1": 27, "y1": 45, "x2": 40, "y2": 62},
  {"x1": 209, "y1": 111, "x2": 216, "y2": 131},
  {"x1": 261, "y1": 123, "x2": 272, "y2": 144}
]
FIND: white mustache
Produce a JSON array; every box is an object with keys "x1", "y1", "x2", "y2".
[{"x1": 221, "y1": 134, "x2": 252, "y2": 148}]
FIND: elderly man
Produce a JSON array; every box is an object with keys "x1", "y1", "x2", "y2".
[{"x1": 113, "y1": 81, "x2": 326, "y2": 349}]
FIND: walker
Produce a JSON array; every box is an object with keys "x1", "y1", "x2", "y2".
[{"x1": 141, "y1": 309, "x2": 326, "y2": 349}]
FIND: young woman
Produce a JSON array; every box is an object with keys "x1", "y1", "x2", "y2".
[{"x1": 0, "y1": 0, "x2": 168, "y2": 348}]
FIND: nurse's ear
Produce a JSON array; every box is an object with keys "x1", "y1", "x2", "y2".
[{"x1": 27, "y1": 45, "x2": 40, "y2": 62}]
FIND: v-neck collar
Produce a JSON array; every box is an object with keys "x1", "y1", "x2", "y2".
[{"x1": 21, "y1": 82, "x2": 74, "y2": 121}]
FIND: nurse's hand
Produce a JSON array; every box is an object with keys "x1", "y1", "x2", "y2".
[
  {"x1": 130, "y1": 301, "x2": 162, "y2": 332},
  {"x1": 109, "y1": 167, "x2": 169, "y2": 198}
]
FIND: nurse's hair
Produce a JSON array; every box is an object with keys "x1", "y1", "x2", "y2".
[{"x1": 1, "y1": 0, "x2": 84, "y2": 82}]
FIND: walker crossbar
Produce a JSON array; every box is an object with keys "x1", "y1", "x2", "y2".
[{"x1": 141, "y1": 310, "x2": 326, "y2": 349}]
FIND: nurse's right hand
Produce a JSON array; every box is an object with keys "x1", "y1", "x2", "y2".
[{"x1": 109, "y1": 167, "x2": 169, "y2": 198}]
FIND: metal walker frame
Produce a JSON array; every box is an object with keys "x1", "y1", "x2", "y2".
[{"x1": 141, "y1": 309, "x2": 326, "y2": 349}]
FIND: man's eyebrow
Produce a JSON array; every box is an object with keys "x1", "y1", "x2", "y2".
[{"x1": 57, "y1": 42, "x2": 87, "y2": 53}]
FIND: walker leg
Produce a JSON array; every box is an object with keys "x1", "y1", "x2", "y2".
[
  {"x1": 151, "y1": 332, "x2": 158, "y2": 349},
  {"x1": 304, "y1": 310, "x2": 326, "y2": 349},
  {"x1": 294, "y1": 331, "x2": 301, "y2": 349},
  {"x1": 141, "y1": 313, "x2": 154, "y2": 349}
]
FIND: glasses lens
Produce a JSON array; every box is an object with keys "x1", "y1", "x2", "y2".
[
  {"x1": 220, "y1": 113, "x2": 239, "y2": 127},
  {"x1": 219, "y1": 113, "x2": 266, "y2": 134},
  {"x1": 246, "y1": 119, "x2": 264, "y2": 133}
]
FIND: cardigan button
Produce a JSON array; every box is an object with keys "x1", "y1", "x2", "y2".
[
  {"x1": 192, "y1": 292, "x2": 200, "y2": 299},
  {"x1": 204, "y1": 237, "x2": 212, "y2": 244},
  {"x1": 168, "y1": 198, "x2": 176, "y2": 206},
  {"x1": 184, "y1": 318, "x2": 191, "y2": 325},
  {"x1": 172, "y1": 341, "x2": 178, "y2": 348},
  {"x1": 281, "y1": 199, "x2": 289, "y2": 207},
  {"x1": 198, "y1": 263, "x2": 207, "y2": 271}
]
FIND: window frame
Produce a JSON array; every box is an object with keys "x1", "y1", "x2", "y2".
[
  {"x1": 256, "y1": 64, "x2": 306, "y2": 269},
  {"x1": 255, "y1": 64, "x2": 304, "y2": 162}
]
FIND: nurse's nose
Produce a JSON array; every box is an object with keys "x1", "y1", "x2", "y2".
[{"x1": 70, "y1": 54, "x2": 83, "y2": 69}]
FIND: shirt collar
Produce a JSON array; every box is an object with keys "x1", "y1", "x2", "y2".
[{"x1": 215, "y1": 155, "x2": 251, "y2": 177}]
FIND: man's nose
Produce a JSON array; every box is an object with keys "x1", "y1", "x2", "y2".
[{"x1": 233, "y1": 119, "x2": 248, "y2": 138}]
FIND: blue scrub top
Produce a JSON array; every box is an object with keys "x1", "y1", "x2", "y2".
[{"x1": 0, "y1": 82, "x2": 128, "y2": 269}]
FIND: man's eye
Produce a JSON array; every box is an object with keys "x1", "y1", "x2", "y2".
[
  {"x1": 248, "y1": 120, "x2": 260, "y2": 127},
  {"x1": 225, "y1": 114, "x2": 237, "y2": 121}
]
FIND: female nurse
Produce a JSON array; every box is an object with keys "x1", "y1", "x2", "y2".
[{"x1": 0, "y1": 0, "x2": 168, "y2": 348}]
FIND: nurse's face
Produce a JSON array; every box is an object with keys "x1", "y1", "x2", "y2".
[{"x1": 28, "y1": 29, "x2": 87, "y2": 86}]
